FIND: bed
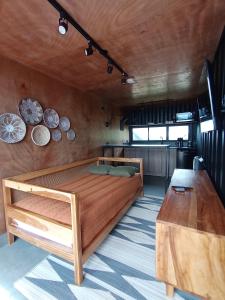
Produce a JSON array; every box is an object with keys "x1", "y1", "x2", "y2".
[{"x1": 3, "y1": 156, "x2": 143, "y2": 285}]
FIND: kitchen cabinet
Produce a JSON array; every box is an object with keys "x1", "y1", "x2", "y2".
[
  {"x1": 169, "y1": 148, "x2": 177, "y2": 176},
  {"x1": 177, "y1": 149, "x2": 196, "y2": 169},
  {"x1": 124, "y1": 146, "x2": 170, "y2": 176}
]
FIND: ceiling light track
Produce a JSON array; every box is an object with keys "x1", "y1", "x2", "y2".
[{"x1": 47, "y1": 0, "x2": 129, "y2": 79}]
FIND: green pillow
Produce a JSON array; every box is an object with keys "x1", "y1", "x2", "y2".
[
  {"x1": 109, "y1": 166, "x2": 137, "y2": 177},
  {"x1": 89, "y1": 165, "x2": 112, "y2": 175}
]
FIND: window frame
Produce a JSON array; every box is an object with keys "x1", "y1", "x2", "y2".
[
  {"x1": 130, "y1": 123, "x2": 191, "y2": 143},
  {"x1": 130, "y1": 126, "x2": 149, "y2": 142},
  {"x1": 168, "y1": 124, "x2": 190, "y2": 141},
  {"x1": 131, "y1": 126, "x2": 149, "y2": 142}
]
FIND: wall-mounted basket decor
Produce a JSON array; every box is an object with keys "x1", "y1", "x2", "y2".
[
  {"x1": 51, "y1": 129, "x2": 62, "y2": 142},
  {"x1": 67, "y1": 128, "x2": 76, "y2": 141},
  {"x1": 31, "y1": 125, "x2": 50, "y2": 146},
  {"x1": 19, "y1": 98, "x2": 43, "y2": 125},
  {"x1": 0, "y1": 113, "x2": 26, "y2": 143},
  {"x1": 59, "y1": 116, "x2": 70, "y2": 132},
  {"x1": 43, "y1": 108, "x2": 59, "y2": 128}
]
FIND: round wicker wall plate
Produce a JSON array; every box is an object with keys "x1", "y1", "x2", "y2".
[
  {"x1": 31, "y1": 125, "x2": 50, "y2": 146},
  {"x1": 59, "y1": 116, "x2": 70, "y2": 132},
  {"x1": 51, "y1": 129, "x2": 62, "y2": 142},
  {"x1": 0, "y1": 113, "x2": 26, "y2": 143},
  {"x1": 67, "y1": 128, "x2": 76, "y2": 141},
  {"x1": 19, "y1": 98, "x2": 43, "y2": 125},
  {"x1": 43, "y1": 108, "x2": 59, "y2": 128}
]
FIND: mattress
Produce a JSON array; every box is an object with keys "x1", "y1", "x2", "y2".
[{"x1": 14, "y1": 173, "x2": 142, "y2": 249}]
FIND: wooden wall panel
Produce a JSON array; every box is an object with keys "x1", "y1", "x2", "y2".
[
  {"x1": 0, "y1": 1, "x2": 224, "y2": 105},
  {"x1": 0, "y1": 55, "x2": 127, "y2": 233}
]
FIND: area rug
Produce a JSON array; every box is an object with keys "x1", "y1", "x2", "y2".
[{"x1": 14, "y1": 196, "x2": 199, "y2": 300}]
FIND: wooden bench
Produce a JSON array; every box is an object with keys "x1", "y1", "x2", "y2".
[{"x1": 156, "y1": 169, "x2": 225, "y2": 300}]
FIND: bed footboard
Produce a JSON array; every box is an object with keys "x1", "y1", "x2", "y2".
[{"x1": 2, "y1": 178, "x2": 83, "y2": 285}]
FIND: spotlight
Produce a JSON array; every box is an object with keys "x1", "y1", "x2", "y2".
[
  {"x1": 58, "y1": 15, "x2": 68, "y2": 35},
  {"x1": 84, "y1": 42, "x2": 93, "y2": 56},
  {"x1": 121, "y1": 73, "x2": 128, "y2": 85},
  {"x1": 107, "y1": 61, "x2": 113, "y2": 74},
  {"x1": 126, "y1": 76, "x2": 136, "y2": 84}
]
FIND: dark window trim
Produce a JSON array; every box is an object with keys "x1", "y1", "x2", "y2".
[
  {"x1": 131, "y1": 126, "x2": 148, "y2": 142},
  {"x1": 168, "y1": 125, "x2": 190, "y2": 141},
  {"x1": 130, "y1": 124, "x2": 192, "y2": 143}
]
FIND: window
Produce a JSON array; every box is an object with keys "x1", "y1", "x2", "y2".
[
  {"x1": 132, "y1": 127, "x2": 148, "y2": 141},
  {"x1": 149, "y1": 126, "x2": 166, "y2": 141},
  {"x1": 200, "y1": 119, "x2": 214, "y2": 133},
  {"x1": 168, "y1": 125, "x2": 189, "y2": 140},
  {"x1": 131, "y1": 124, "x2": 191, "y2": 142}
]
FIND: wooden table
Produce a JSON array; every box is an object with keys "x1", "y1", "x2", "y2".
[{"x1": 156, "y1": 169, "x2": 225, "y2": 300}]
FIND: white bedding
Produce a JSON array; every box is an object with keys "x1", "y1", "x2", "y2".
[{"x1": 13, "y1": 220, "x2": 73, "y2": 248}]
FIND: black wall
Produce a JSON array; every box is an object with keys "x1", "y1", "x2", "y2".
[
  {"x1": 199, "y1": 27, "x2": 225, "y2": 205},
  {"x1": 123, "y1": 99, "x2": 197, "y2": 126},
  {"x1": 201, "y1": 130, "x2": 225, "y2": 203}
]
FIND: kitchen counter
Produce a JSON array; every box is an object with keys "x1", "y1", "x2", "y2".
[
  {"x1": 102, "y1": 144, "x2": 171, "y2": 178},
  {"x1": 169, "y1": 146, "x2": 196, "y2": 150},
  {"x1": 102, "y1": 144, "x2": 170, "y2": 147},
  {"x1": 102, "y1": 144, "x2": 196, "y2": 176},
  {"x1": 102, "y1": 144, "x2": 195, "y2": 150}
]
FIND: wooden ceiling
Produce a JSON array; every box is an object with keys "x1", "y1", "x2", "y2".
[{"x1": 0, "y1": 0, "x2": 224, "y2": 106}]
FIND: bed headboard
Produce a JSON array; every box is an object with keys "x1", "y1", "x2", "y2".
[{"x1": 97, "y1": 157, "x2": 143, "y2": 187}]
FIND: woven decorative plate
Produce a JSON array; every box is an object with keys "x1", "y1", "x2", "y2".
[
  {"x1": 51, "y1": 129, "x2": 62, "y2": 142},
  {"x1": 0, "y1": 113, "x2": 26, "y2": 144},
  {"x1": 31, "y1": 125, "x2": 50, "y2": 146},
  {"x1": 19, "y1": 98, "x2": 43, "y2": 125},
  {"x1": 43, "y1": 108, "x2": 59, "y2": 128},
  {"x1": 67, "y1": 128, "x2": 76, "y2": 141},
  {"x1": 59, "y1": 116, "x2": 70, "y2": 132}
]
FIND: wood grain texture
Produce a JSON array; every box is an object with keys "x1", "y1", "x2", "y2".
[
  {"x1": 4, "y1": 156, "x2": 142, "y2": 284},
  {"x1": 82, "y1": 186, "x2": 143, "y2": 263},
  {"x1": 8, "y1": 205, "x2": 72, "y2": 245},
  {"x1": 8, "y1": 225, "x2": 74, "y2": 262},
  {"x1": 156, "y1": 169, "x2": 225, "y2": 300},
  {"x1": 0, "y1": 1, "x2": 224, "y2": 105},
  {"x1": 0, "y1": 56, "x2": 127, "y2": 234},
  {"x1": 166, "y1": 284, "x2": 174, "y2": 298},
  {"x1": 156, "y1": 223, "x2": 225, "y2": 300},
  {"x1": 71, "y1": 193, "x2": 83, "y2": 285},
  {"x1": 157, "y1": 169, "x2": 225, "y2": 235},
  {"x1": 12, "y1": 158, "x2": 98, "y2": 181},
  {"x1": 2, "y1": 181, "x2": 14, "y2": 244},
  {"x1": 4, "y1": 179, "x2": 73, "y2": 203}
]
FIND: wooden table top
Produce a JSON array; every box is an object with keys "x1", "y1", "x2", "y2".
[{"x1": 157, "y1": 169, "x2": 225, "y2": 236}]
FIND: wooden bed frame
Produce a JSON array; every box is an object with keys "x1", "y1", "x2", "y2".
[{"x1": 3, "y1": 156, "x2": 143, "y2": 285}]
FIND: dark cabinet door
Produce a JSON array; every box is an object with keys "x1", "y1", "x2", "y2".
[{"x1": 177, "y1": 149, "x2": 196, "y2": 169}]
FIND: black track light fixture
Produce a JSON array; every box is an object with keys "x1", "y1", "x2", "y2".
[
  {"x1": 107, "y1": 61, "x2": 113, "y2": 74},
  {"x1": 48, "y1": 0, "x2": 133, "y2": 83},
  {"x1": 121, "y1": 73, "x2": 128, "y2": 85},
  {"x1": 58, "y1": 12, "x2": 68, "y2": 35},
  {"x1": 84, "y1": 41, "x2": 93, "y2": 56}
]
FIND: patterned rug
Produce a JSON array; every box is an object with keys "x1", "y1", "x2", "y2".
[{"x1": 14, "y1": 196, "x2": 199, "y2": 300}]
